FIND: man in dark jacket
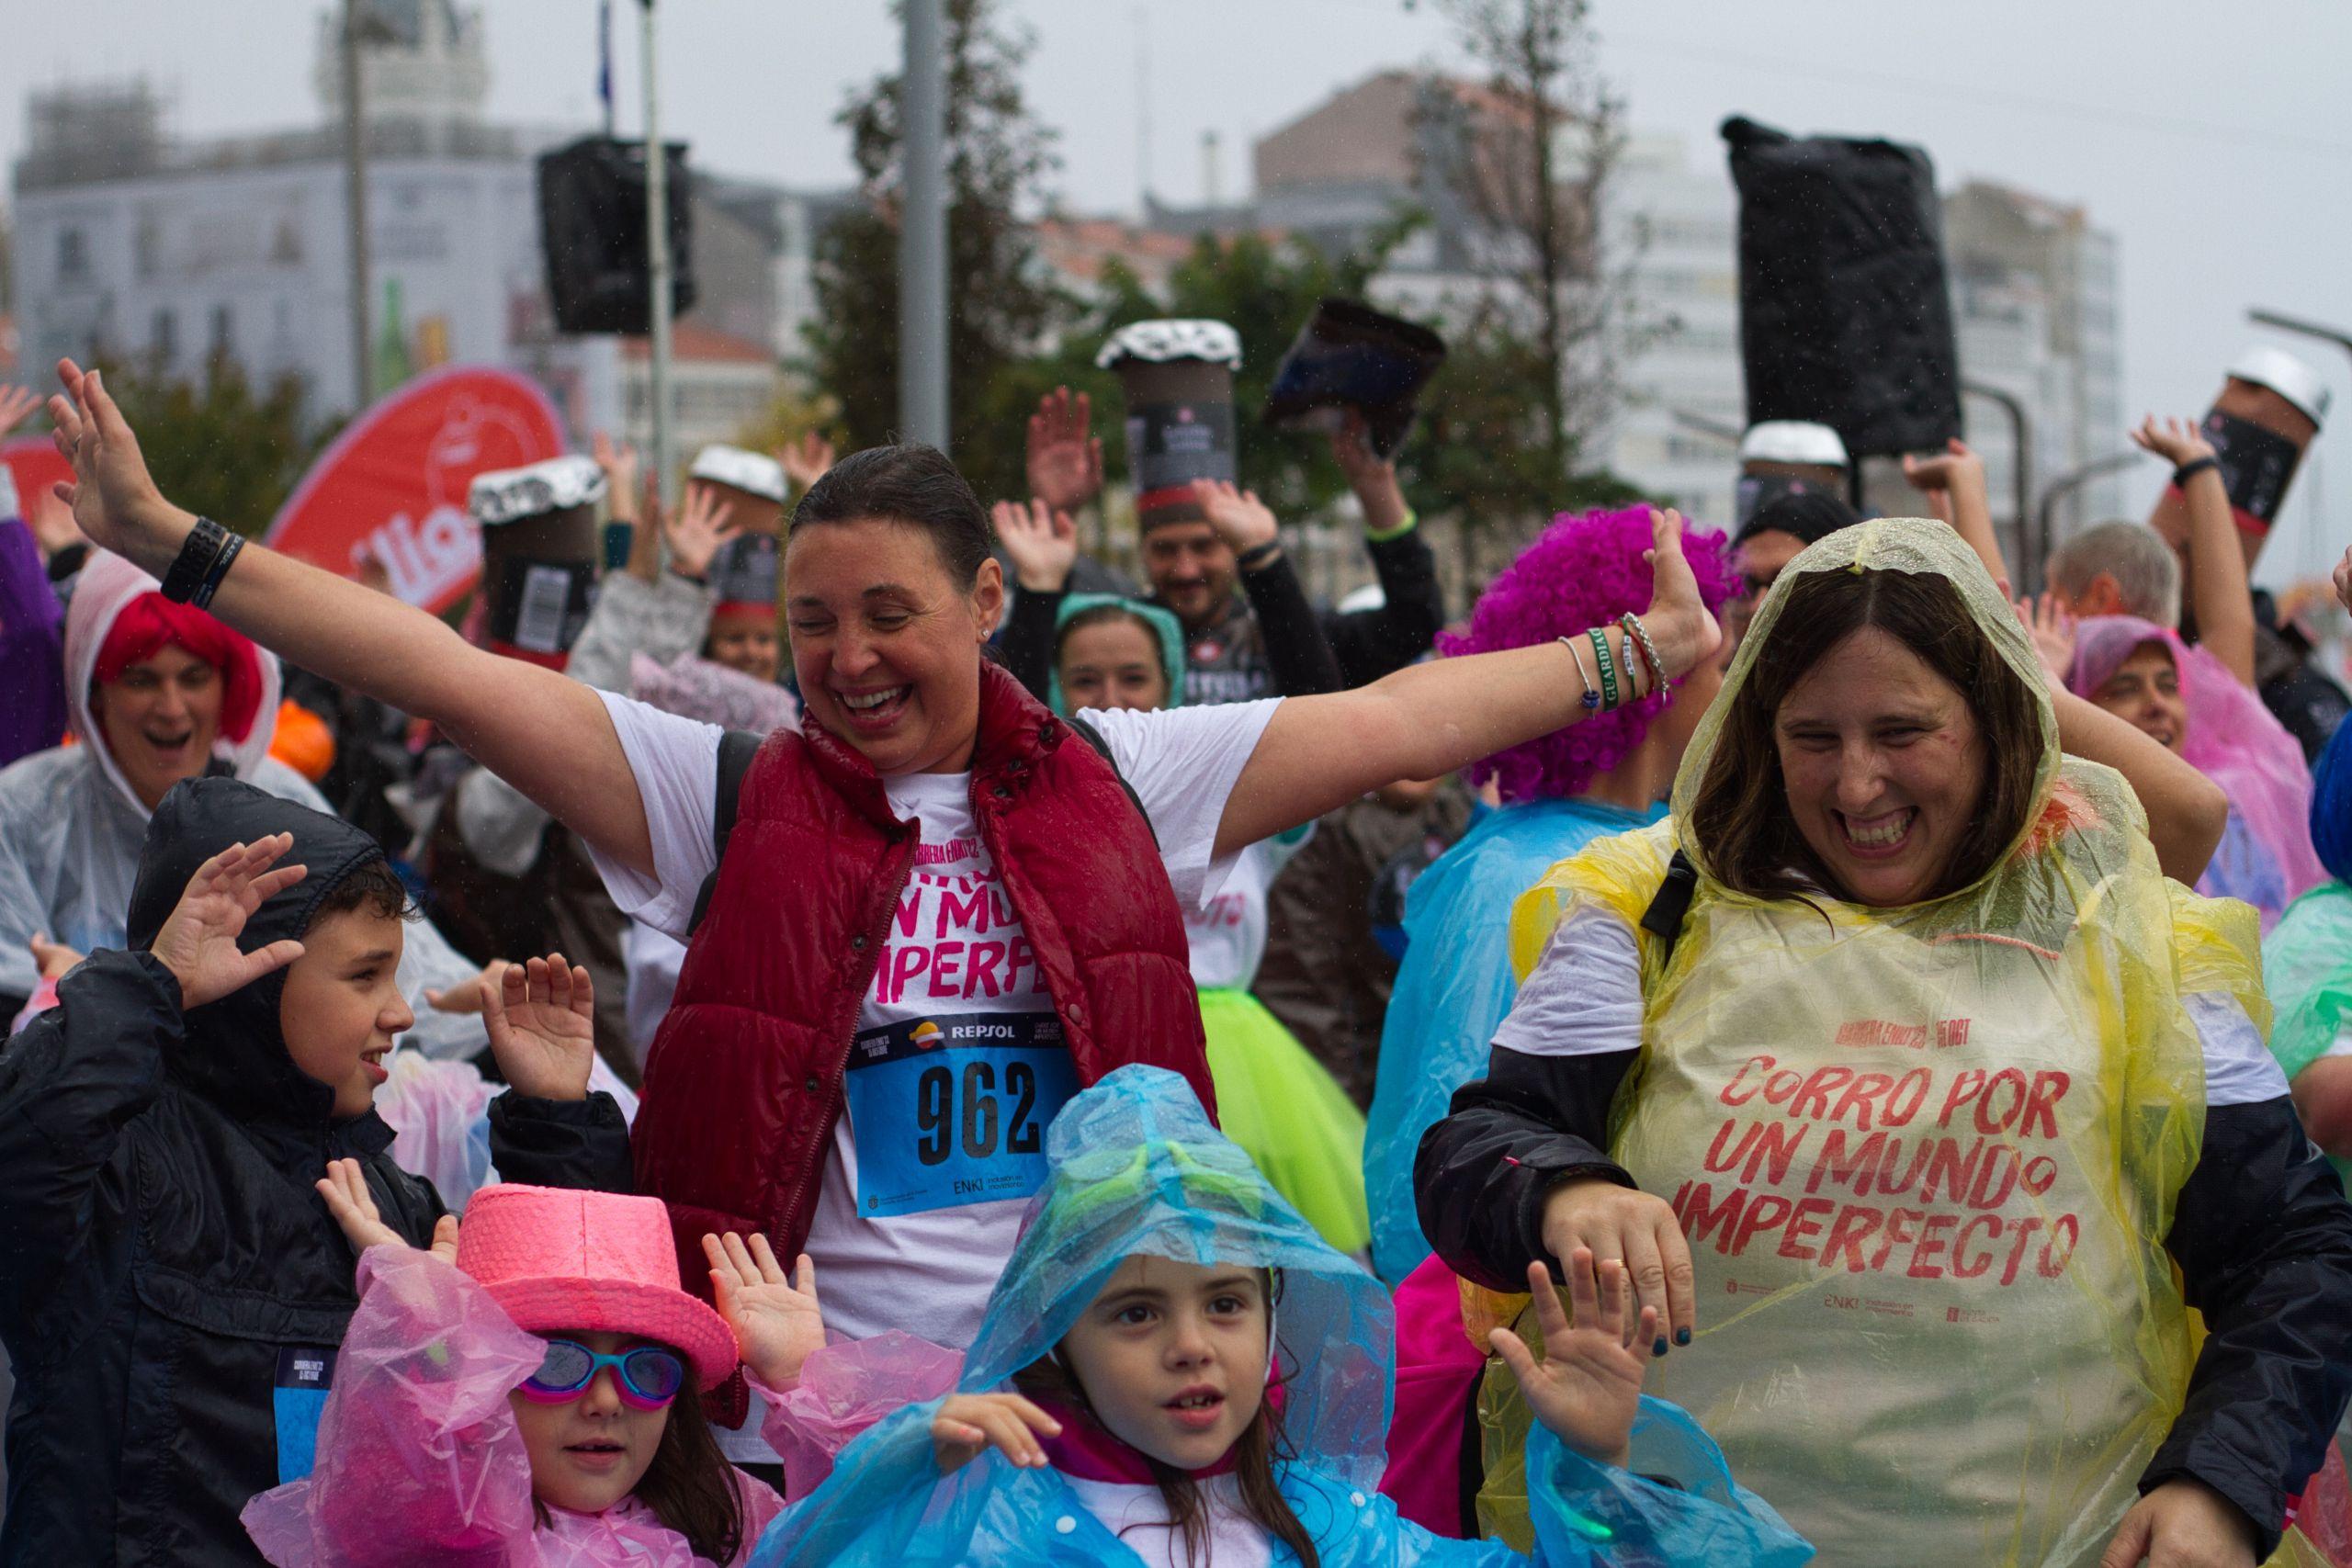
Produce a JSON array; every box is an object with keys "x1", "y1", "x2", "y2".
[{"x1": 0, "y1": 778, "x2": 628, "y2": 1564}]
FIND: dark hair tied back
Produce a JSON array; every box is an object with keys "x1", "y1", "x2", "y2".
[{"x1": 789, "y1": 444, "x2": 996, "y2": 588}]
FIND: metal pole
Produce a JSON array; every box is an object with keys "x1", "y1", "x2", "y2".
[
  {"x1": 342, "y1": 0, "x2": 371, "y2": 412},
  {"x1": 2035, "y1": 450, "x2": 2141, "y2": 565},
  {"x1": 1962, "y1": 380, "x2": 2033, "y2": 589},
  {"x1": 2248, "y1": 307, "x2": 2352, "y2": 365},
  {"x1": 641, "y1": 0, "x2": 676, "y2": 506},
  {"x1": 900, "y1": 0, "x2": 950, "y2": 448}
]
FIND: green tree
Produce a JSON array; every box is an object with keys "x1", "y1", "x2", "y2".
[
  {"x1": 94, "y1": 352, "x2": 334, "y2": 536},
  {"x1": 802, "y1": 0, "x2": 1071, "y2": 504}
]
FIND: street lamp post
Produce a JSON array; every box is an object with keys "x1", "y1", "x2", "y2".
[
  {"x1": 899, "y1": 0, "x2": 950, "y2": 449},
  {"x1": 641, "y1": 0, "x2": 676, "y2": 507}
]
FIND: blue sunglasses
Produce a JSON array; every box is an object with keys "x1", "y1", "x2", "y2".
[{"x1": 520, "y1": 1339, "x2": 687, "y2": 1410}]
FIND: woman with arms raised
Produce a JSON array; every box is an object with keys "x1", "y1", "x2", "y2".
[{"x1": 41, "y1": 358, "x2": 1721, "y2": 1449}]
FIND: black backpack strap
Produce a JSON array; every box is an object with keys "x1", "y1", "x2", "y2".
[
  {"x1": 1064, "y1": 715, "x2": 1159, "y2": 853},
  {"x1": 1637, "y1": 849, "x2": 1699, "y2": 963},
  {"x1": 687, "y1": 729, "x2": 763, "y2": 937}
]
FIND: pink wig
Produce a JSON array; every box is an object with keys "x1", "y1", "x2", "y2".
[{"x1": 1438, "y1": 506, "x2": 1736, "y2": 803}]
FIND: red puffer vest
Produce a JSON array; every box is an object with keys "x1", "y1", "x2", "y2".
[{"x1": 632, "y1": 660, "x2": 1215, "y2": 1294}]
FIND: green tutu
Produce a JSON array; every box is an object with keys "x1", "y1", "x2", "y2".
[{"x1": 1200, "y1": 987, "x2": 1371, "y2": 1255}]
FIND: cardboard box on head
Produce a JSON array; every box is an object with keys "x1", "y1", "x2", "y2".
[
  {"x1": 1097, "y1": 319, "x2": 1243, "y2": 531},
  {"x1": 687, "y1": 445, "x2": 789, "y2": 536},
  {"x1": 1736, "y1": 421, "x2": 1850, "y2": 525},
  {"x1": 2148, "y1": 346, "x2": 2331, "y2": 570},
  {"x1": 469, "y1": 456, "x2": 608, "y2": 670}
]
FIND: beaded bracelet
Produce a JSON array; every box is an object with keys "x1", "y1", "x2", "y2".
[
  {"x1": 1559, "y1": 635, "x2": 1600, "y2": 710},
  {"x1": 1588, "y1": 626, "x2": 1620, "y2": 711},
  {"x1": 1619, "y1": 613, "x2": 1665, "y2": 696}
]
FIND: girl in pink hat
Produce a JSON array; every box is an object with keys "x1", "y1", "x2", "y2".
[{"x1": 243, "y1": 1134, "x2": 828, "y2": 1564}]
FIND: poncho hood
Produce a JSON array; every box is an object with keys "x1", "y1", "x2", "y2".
[
  {"x1": 1669, "y1": 516, "x2": 2059, "y2": 901},
  {"x1": 65, "y1": 550, "x2": 283, "y2": 818}
]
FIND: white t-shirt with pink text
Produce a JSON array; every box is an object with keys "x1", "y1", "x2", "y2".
[{"x1": 586, "y1": 691, "x2": 1280, "y2": 1453}]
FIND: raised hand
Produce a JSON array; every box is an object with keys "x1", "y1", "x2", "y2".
[
  {"x1": 664, "y1": 485, "x2": 742, "y2": 581},
  {"x1": 2015, "y1": 592, "x2": 2077, "y2": 688},
  {"x1": 1026, "y1": 387, "x2": 1103, "y2": 515},
  {"x1": 1189, "y1": 479, "x2": 1281, "y2": 556},
  {"x1": 481, "y1": 954, "x2": 595, "y2": 1102},
  {"x1": 932, "y1": 1391, "x2": 1063, "y2": 1474},
  {"x1": 2334, "y1": 544, "x2": 2352, "y2": 618},
  {"x1": 1491, "y1": 1249, "x2": 1653, "y2": 1467},
  {"x1": 1902, "y1": 437, "x2": 1988, "y2": 523},
  {"x1": 149, "y1": 834, "x2": 309, "y2": 1009},
  {"x1": 592, "y1": 432, "x2": 641, "y2": 522},
  {"x1": 317, "y1": 1156, "x2": 458, "y2": 1262},
  {"x1": 28, "y1": 932, "x2": 85, "y2": 983},
  {"x1": 0, "y1": 384, "x2": 42, "y2": 438},
  {"x1": 47, "y1": 359, "x2": 181, "y2": 557},
  {"x1": 991, "y1": 497, "x2": 1079, "y2": 592},
  {"x1": 2131, "y1": 414, "x2": 2219, "y2": 472},
  {"x1": 777, "y1": 430, "x2": 837, "y2": 494},
  {"x1": 704, "y1": 1232, "x2": 825, "y2": 1389},
  {"x1": 1636, "y1": 506, "x2": 1724, "y2": 688},
  {"x1": 1326, "y1": 411, "x2": 1409, "y2": 534}
]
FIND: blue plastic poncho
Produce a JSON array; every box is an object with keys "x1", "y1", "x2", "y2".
[
  {"x1": 1365, "y1": 798, "x2": 1665, "y2": 1281},
  {"x1": 752, "y1": 1066, "x2": 1807, "y2": 1568}
]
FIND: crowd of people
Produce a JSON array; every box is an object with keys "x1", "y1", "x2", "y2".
[{"x1": 2, "y1": 315, "x2": 2351, "y2": 1568}]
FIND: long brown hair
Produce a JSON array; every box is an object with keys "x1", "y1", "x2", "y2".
[
  {"x1": 529, "y1": 1373, "x2": 747, "y2": 1563},
  {"x1": 1686, "y1": 567, "x2": 2045, "y2": 904},
  {"x1": 1012, "y1": 1279, "x2": 1321, "y2": 1568}
]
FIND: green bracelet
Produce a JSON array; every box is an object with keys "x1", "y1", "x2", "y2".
[{"x1": 1588, "y1": 627, "x2": 1620, "y2": 711}]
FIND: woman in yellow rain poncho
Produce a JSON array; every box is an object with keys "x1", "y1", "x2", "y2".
[{"x1": 1414, "y1": 518, "x2": 2352, "y2": 1567}]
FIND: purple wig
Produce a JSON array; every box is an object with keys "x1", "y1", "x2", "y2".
[{"x1": 1438, "y1": 505, "x2": 1736, "y2": 803}]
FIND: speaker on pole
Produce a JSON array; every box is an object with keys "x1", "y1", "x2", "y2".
[
  {"x1": 1724, "y1": 116, "x2": 1962, "y2": 459},
  {"x1": 537, "y1": 134, "x2": 697, "y2": 335}
]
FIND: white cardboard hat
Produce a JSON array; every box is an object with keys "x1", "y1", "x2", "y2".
[
  {"x1": 2228, "y1": 345, "x2": 2332, "y2": 429},
  {"x1": 468, "y1": 456, "x2": 607, "y2": 526},
  {"x1": 1095, "y1": 319, "x2": 1244, "y2": 371},
  {"x1": 1738, "y1": 420, "x2": 1849, "y2": 468},
  {"x1": 689, "y1": 445, "x2": 788, "y2": 503}
]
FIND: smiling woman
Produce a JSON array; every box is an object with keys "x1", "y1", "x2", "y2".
[
  {"x1": 1418, "y1": 518, "x2": 2352, "y2": 1567},
  {"x1": 41, "y1": 357, "x2": 1724, "y2": 1466}
]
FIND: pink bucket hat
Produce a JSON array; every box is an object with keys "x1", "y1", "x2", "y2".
[{"x1": 456, "y1": 1184, "x2": 739, "y2": 1391}]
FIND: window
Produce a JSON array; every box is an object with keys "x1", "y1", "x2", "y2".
[
  {"x1": 209, "y1": 305, "x2": 233, "y2": 357},
  {"x1": 58, "y1": 228, "x2": 89, "y2": 282},
  {"x1": 152, "y1": 309, "x2": 176, "y2": 363}
]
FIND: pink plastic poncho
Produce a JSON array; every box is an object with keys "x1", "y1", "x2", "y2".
[
  {"x1": 241, "y1": 1246, "x2": 784, "y2": 1567},
  {"x1": 757, "y1": 1331, "x2": 964, "y2": 1499},
  {"x1": 2069, "y1": 615, "x2": 2324, "y2": 929}
]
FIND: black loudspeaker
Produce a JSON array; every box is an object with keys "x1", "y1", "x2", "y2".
[
  {"x1": 537, "y1": 135, "x2": 697, "y2": 335},
  {"x1": 1724, "y1": 116, "x2": 1962, "y2": 459}
]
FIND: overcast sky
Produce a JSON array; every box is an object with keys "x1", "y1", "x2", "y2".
[{"x1": 8, "y1": 0, "x2": 2351, "y2": 576}]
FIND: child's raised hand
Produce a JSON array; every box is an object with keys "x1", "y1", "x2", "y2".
[
  {"x1": 150, "y1": 834, "x2": 308, "y2": 1009},
  {"x1": 317, "y1": 1157, "x2": 408, "y2": 1255},
  {"x1": 704, "y1": 1232, "x2": 824, "y2": 1390},
  {"x1": 932, "y1": 1392, "x2": 1062, "y2": 1474},
  {"x1": 481, "y1": 954, "x2": 595, "y2": 1102},
  {"x1": 1491, "y1": 1248, "x2": 1653, "y2": 1469}
]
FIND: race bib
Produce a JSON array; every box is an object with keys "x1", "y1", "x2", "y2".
[
  {"x1": 845, "y1": 1013, "x2": 1077, "y2": 1218},
  {"x1": 273, "y1": 1346, "x2": 338, "y2": 1483}
]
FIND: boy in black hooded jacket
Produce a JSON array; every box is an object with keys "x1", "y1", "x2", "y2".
[{"x1": 0, "y1": 776, "x2": 631, "y2": 1564}]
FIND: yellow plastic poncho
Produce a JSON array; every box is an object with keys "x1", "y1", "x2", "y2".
[{"x1": 1476, "y1": 520, "x2": 2272, "y2": 1567}]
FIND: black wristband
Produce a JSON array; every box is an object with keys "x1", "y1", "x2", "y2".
[
  {"x1": 190, "y1": 532, "x2": 243, "y2": 611},
  {"x1": 159, "y1": 517, "x2": 231, "y2": 604},
  {"x1": 1235, "y1": 540, "x2": 1283, "y2": 572},
  {"x1": 2173, "y1": 456, "x2": 2221, "y2": 489}
]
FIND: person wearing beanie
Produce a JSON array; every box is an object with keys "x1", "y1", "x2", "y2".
[
  {"x1": 1724, "y1": 488, "x2": 1860, "y2": 649},
  {"x1": 0, "y1": 778, "x2": 627, "y2": 1563},
  {"x1": 244, "y1": 1177, "x2": 825, "y2": 1565}
]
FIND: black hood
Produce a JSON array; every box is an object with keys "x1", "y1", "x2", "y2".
[{"x1": 127, "y1": 777, "x2": 388, "y2": 1128}]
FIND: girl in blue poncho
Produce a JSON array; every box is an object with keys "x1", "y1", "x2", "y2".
[{"x1": 750, "y1": 1065, "x2": 1810, "y2": 1567}]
